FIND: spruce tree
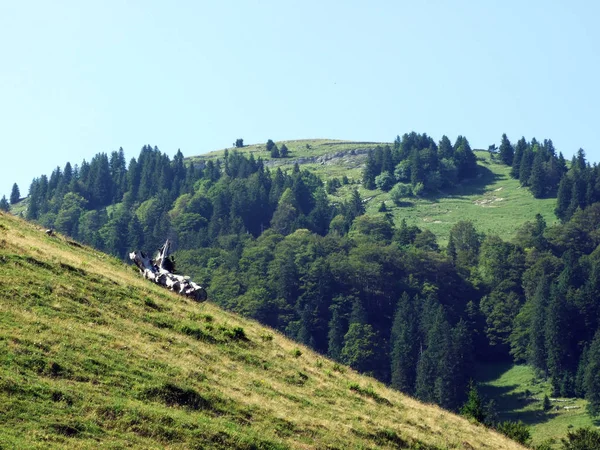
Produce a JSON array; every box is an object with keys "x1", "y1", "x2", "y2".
[
  {"x1": 510, "y1": 137, "x2": 527, "y2": 179},
  {"x1": 529, "y1": 277, "x2": 549, "y2": 375},
  {"x1": 519, "y1": 146, "x2": 534, "y2": 186},
  {"x1": 555, "y1": 175, "x2": 573, "y2": 221},
  {"x1": 0, "y1": 195, "x2": 9, "y2": 212},
  {"x1": 529, "y1": 151, "x2": 547, "y2": 198},
  {"x1": 362, "y1": 150, "x2": 377, "y2": 189},
  {"x1": 279, "y1": 144, "x2": 289, "y2": 158},
  {"x1": 499, "y1": 133, "x2": 514, "y2": 166},
  {"x1": 10, "y1": 183, "x2": 20, "y2": 204},
  {"x1": 390, "y1": 292, "x2": 419, "y2": 393},
  {"x1": 584, "y1": 331, "x2": 600, "y2": 416}
]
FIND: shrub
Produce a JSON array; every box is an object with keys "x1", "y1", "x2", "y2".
[
  {"x1": 223, "y1": 326, "x2": 248, "y2": 341},
  {"x1": 260, "y1": 333, "x2": 273, "y2": 342},
  {"x1": 390, "y1": 183, "x2": 412, "y2": 205},
  {"x1": 291, "y1": 348, "x2": 302, "y2": 358},
  {"x1": 561, "y1": 427, "x2": 600, "y2": 450},
  {"x1": 496, "y1": 421, "x2": 531, "y2": 446},
  {"x1": 375, "y1": 172, "x2": 395, "y2": 192},
  {"x1": 412, "y1": 182, "x2": 425, "y2": 197}
]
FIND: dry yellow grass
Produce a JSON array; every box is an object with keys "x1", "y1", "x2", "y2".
[{"x1": 0, "y1": 211, "x2": 526, "y2": 449}]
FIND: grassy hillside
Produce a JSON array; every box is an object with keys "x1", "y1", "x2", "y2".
[
  {"x1": 478, "y1": 364, "x2": 599, "y2": 448},
  {"x1": 0, "y1": 211, "x2": 525, "y2": 449},
  {"x1": 187, "y1": 141, "x2": 557, "y2": 245}
]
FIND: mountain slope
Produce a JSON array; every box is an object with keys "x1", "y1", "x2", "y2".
[
  {"x1": 186, "y1": 140, "x2": 557, "y2": 245},
  {"x1": 0, "y1": 211, "x2": 524, "y2": 449}
]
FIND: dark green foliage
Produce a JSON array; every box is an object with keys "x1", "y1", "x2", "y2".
[
  {"x1": 460, "y1": 382, "x2": 486, "y2": 423},
  {"x1": 141, "y1": 382, "x2": 215, "y2": 411},
  {"x1": 10, "y1": 183, "x2": 20, "y2": 204},
  {"x1": 375, "y1": 172, "x2": 394, "y2": 191},
  {"x1": 498, "y1": 134, "x2": 514, "y2": 166},
  {"x1": 561, "y1": 427, "x2": 600, "y2": 450},
  {"x1": 0, "y1": 195, "x2": 9, "y2": 212},
  {"x1": 266, "y1": 139, "x2": 275, "y2": 153},
  {"x1": 496, "y1": 421, "x2": 531, "y2": 445},
  {"x1": 235, "y1": 138, "x2": 244, "y2": 148},
  {"x1": 542, "y1": 394, "x2": 551, "y2": 411},
  {"x1": 279, "y1": 143, "x2": 289, "y2": 158},
  {"x1": 348, "y1": 383, "x2": 392, "y2": 405},
  {"x1": 390, "y1": 293, "x2": 419, "y2": 393},
  {"x1": 584, "y1": 331, "x2": 600, "y2": 416},
  {"x1": 18, "y1": 131, "x2": 600, "y2": 420}
]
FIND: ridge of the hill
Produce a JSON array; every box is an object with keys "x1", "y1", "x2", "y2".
[{"x1": 0, "y1": 211, "x2": 524, "y2": 449}]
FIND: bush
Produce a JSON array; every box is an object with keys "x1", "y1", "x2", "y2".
[
  {"x1": 412, "y1": 182, "x2": 425, "y2": 197},
  {"x1": 561, "y1": 427, "x2": 600, "y2": 450},
  {"x1": 394, "y1": 160, "x2": 411, "y2": 182},
  {"x1": 496, "y1": 421, "x2": 531, "y2": 446},
  {"x1": 375, "y1": 172, "x2": 395, "y2": 192},
  {"x1": 390, "y1": 183, "x2": 412, "y2": 205}
]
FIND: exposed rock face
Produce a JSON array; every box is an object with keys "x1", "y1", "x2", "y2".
[{"x1": 264, "y1": 147, "x2": 374, "y2": 168}]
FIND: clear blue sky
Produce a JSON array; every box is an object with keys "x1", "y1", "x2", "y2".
[{"x1": 1, "y1": 0, "x2": 599, "y2": 199}]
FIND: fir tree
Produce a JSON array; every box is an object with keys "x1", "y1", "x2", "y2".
[
  {"x1": 390, "y1": 292, "x2": 419, "y2": 393},
  {"x1": 528, "y1": 151, "x2": 547, "y2": 198},
  {"x1": 460, "y1": 382, "x2": 486, "y2": 423},
  {"x1": 362, "y1": 150, "x2": 378, "y2": 189},
  {"x1": 519, "y1": 146, "x2": 534, "y2": 186},
  {"x1": 0, "y1": 195, "x2": 9, "y2": 211},
  {"x1": 510, "y1": 137, "x2": 527, "y2": 179},
  {"x1": 10, "y1": 183, "x2": 20, "y2": 204},
  {"x1": 584, "y1": 331, "x2": 600, "y2": 416},
  {"x1": 498, "y1": 133, "x2": 514, "y2": 166}
]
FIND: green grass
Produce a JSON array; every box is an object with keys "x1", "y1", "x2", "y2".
[
  {"x1": 316, "y1": 151, "x2": 557, "y2": 246},
  {"x1": 188, "y1": 139, "x2": 385, "y2": 166},
  {"x1": 478, "y1": 363, "x2": 600, "y2": 448},
  {"x1": 189, "y1": 142, "x2": 557, "y2": 246},
  {"x1": 0, "y1": 211, "x2": 526, "y2": 449}
]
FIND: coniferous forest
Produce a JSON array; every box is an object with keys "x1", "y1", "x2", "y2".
[{"x1": 15, "y1": 133, "x2": 600, "y2": 418}]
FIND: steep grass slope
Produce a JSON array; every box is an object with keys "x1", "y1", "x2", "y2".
[
  {"x1": 0, "y1": 211, "x2": 524, "y2": 449},
  {"x1": 478, "y1": 364, "x2": 599, "y2": 448}
]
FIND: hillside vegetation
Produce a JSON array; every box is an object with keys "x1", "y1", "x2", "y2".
[
  {"x1": 8, "y1": 133, "x2": 600, "y2": 447},
  {"x1": 0, "y1": 211, "x2": 524, "y2": 449},
  {"x1": 187, "y1": 139, "x2": 557, "y2": 245}
]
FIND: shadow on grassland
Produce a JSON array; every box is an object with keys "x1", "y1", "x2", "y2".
[
  {"x1": 416, "y1": 165, "x2": 507, "y2": 204},
  {"x1": 475, "y1": 363, "x2": 558, "y2": 426}
]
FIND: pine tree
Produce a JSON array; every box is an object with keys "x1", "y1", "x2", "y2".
[
  {"x1": 390, "y1": 292, "x2": 419, "y2": 393},
  {"x1": 280, "y1": 144, "x2": 289, "y2": 158},
  {"x1": 499, "y1": 134, "x2": 514, "y2": 166},
  {"x1": 0, "y1": 195, "x2": 9, "y2": 211},
  {"x1": 327, "y1": 306, "x2": 345, "y2": 361},
  {"x1": 362, "y1": 150, "x2": 377, "y2": 189},
  {"x1": 529, "y1": 151, "x2": 547, "y2": 198},
  {"x1": 266, "y1": 139, "x2": 275, "y2": 153},
  {"x1": 555, "y1": 175, "x2": 573, "y2": 221},
  {"x1": 270, "y1": 144, "x2": 280, "y2": 158},
  {"x1": 438, "y1": 135, "x2": 453, "y2": 160},
  {"x1": 510, "y1": 137, "x2": 527, "y2": 179},
  {"x1": 9, "y1": 183, "x2": 20, "y2": 204},
  {"x1": 584, "y1": 331, "x2": 600, "y2": 416},
  {"x1": 519, "y1": 147, "x2": 534, "y2": 186},
  {"x1": 529, "y1": 277, "x2": 549, "y2": 375},
  {"x1": 460, "y1": 382, "x2": 486, "y2": 423}
]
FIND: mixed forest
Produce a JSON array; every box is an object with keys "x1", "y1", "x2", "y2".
[{"x1": 6, "y1": 133, "x2": 600, "y2": 424}]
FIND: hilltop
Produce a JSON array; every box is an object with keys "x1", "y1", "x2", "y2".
[
  {"x1": 186, "y1": 139, "x2": 557, "y2": 245},
  {"x1": 0, "y1": 211, "x2": 524, "y2": 449}
]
